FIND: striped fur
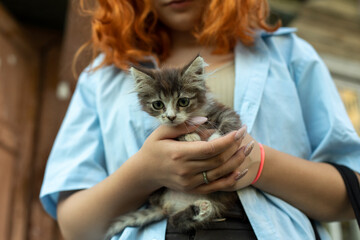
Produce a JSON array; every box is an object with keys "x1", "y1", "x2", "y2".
[
  {"x1": 104, "y1": 207, "x2": 165, "y2": 240},
  {"x1": 104, "y1": 56, "x2": 242, "y2": 239}
]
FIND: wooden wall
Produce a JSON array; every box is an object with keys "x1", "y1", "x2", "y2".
[
  {"x1": 0, "y1": 5, "x2": 41, "y2": 239},
  {"x1": 0, "y1": 1, "x2": 92, "y2": 239},
  {"x1": 290, "y1": 0, "x2": 360, "y2": 134}
]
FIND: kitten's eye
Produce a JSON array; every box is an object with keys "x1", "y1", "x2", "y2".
[
  {"x1": 152, "y1": 101, "x2": 164, "y2": 110},
  {"x1": 178, "y1": 98, "x2": 190, "y2": 107}
]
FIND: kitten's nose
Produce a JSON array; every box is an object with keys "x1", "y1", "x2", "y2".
[{"x1": 167, "y1": 116, "x2": 176, "y2": 121}]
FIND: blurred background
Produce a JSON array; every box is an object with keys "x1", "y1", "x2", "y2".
[{"x1": 0, "y1": 0, "x2": 359, "y2": 239}]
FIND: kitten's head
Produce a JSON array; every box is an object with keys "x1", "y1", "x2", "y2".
[{"x1": 131, "y1": 55, "x2": 207, "y2": 126}]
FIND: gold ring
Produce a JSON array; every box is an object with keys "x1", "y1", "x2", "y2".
[{"x1": 202, "y1": 171, "x2": 210, "y2": 184}]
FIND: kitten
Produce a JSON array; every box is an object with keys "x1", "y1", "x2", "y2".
[{"x1": 104, "y1": 56, "x2": 242, "y2": 240}]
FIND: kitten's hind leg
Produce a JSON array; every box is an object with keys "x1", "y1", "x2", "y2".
[
  {"x1": 104, "y1": 206, "x2": 165, "y2": 240},
  {"x1": 192, "y1": 200, "x2": 214, "y2": 221},
  {"x1": 169, "y1": 200, "x2": 217, "y2": 231}
]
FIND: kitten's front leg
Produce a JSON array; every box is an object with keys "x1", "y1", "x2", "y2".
[
  {"x1": 208, "y1": 131, "x2": 222, "y2": 141},
  {"x1": 178, "y1": 132, "x2": 201, "y2": 142},
  {"x1": 179, "y1": 130, "x2": 221, "y2": 142}
]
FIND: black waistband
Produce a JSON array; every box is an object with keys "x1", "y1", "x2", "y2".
[{"x1": 165, "y1": 197, "x2": 257, "y2": 239}]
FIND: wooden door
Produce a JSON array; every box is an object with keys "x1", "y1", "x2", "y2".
[
  {"x1": 0, "y1": 1, "x2": 94, "y2": 238},
  {"x1": 0, "y1": 5, "x2": 40, "y2": 240}
]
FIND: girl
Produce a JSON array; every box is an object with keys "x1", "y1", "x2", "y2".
[{"x1": 40, "y1": 0, "x2": 360, "y2": 239}]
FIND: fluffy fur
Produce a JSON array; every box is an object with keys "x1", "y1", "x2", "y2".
[{"x1": 104, "y1": 56, "x2": 242, "y2": 240}]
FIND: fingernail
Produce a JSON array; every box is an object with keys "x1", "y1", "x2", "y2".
[
  {"x1": 235, "y1": 169, "x2": 248, "y2": 181},
  {"x1": 244, "y1": 141, "x2": 255, "y2": 156},
  {"x1": 188, "y1": 117, "x2": 208, "y2": 125},
  {"x1": 235, "y1": 125, "x2": 247, "y2": 141}
]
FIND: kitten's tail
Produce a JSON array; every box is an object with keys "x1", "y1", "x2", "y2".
[{"x1": 104, "y1": 206, "x2": 165, "y2": 240}]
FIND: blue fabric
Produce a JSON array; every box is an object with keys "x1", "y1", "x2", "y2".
[{"x1": 40, "y1": 27, "x2": 360, "y2": 240}]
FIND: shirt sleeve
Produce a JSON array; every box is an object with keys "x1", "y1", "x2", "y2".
[
  {"x1": 290, "y1": 35, "x2": 360, "y2": 173},
  {"x1": 40, "y1": 67, "x2": 107, "y2": 219}
]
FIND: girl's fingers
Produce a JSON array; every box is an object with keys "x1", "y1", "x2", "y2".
[
  {"x1": 205, "y1": 147, "x2": 247, "y2": 181},
  {"x1": 189, "y1": 143, "x2": 254, "y2": 193},
  {"x1": 184, "y1": 146, "x2": 247, "y2": 189},
  {"x1": 191, "y1": 171, "x2": 241, "y2": 194},
  {"x1": 187, "y1": 145, "x2": 246, "y2": 175}
]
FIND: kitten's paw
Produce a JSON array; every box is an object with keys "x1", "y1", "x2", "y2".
[
  {"x1": 180, "y1": 132, "x2": 201, "y2": 142},
  {"x1": 169, "y1": 200, "x2": 214, "y2": 230},
  {"x1": 192, "y1": 200, "x2": 214, "y2": 222},
  {"x1": 208, "y1": 131, "x2": 222, "y2": 141}
]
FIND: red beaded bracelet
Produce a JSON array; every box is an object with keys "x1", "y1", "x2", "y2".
[{"x1": 251, "y1": 143, "x2": 265, "y2": 185}]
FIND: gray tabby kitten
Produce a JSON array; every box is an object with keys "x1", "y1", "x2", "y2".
[{"x1": 105, "y1": 56, "x2": 242, "y2": 240}]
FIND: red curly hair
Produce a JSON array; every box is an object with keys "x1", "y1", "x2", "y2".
[{"x1": 78, "y1": 0, "x2": 280, "y2": 70}]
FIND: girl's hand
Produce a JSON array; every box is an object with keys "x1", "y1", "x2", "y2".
[
  {"x1": 136, "y1": 117, "x2": 249, "y2": 193},
  {"x1": 193, "y1": 134, "x2": 262, "y2": 194}
]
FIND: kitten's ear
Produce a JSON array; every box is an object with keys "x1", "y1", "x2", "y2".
[
  {"x1": 182, "y1": 55, "x2": 206, "y2": 78},
  {"x1": 130, "y1": 67, "x2": 153, "y2": 83},
  {"x1": 130, "y1": 67, "x2": 154, "y2": 91}
]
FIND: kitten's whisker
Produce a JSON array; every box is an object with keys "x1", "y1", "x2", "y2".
[
  {"x1": 203, "y1": 121, "x2": 225, "y2": 137},
  {"x1": 193, "y1": 125, "x2": 220, "y2": 141},
  {"x1": 205, "y1": 121, "x2": 221, "y2": 132},
  {"x1": 194, "y1": 125, "x2": 208, "y2": 135},
  {"x1": 184, "y1": 123, "x2": 191, "y2": 134},
  {"x1": 185, "y1": 119, "x2": 199, "y2": 126}
]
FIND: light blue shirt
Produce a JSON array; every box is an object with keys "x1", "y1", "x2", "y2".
[{"x1": 40, "y1": 28, "x2": 360, "y2": 240}]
